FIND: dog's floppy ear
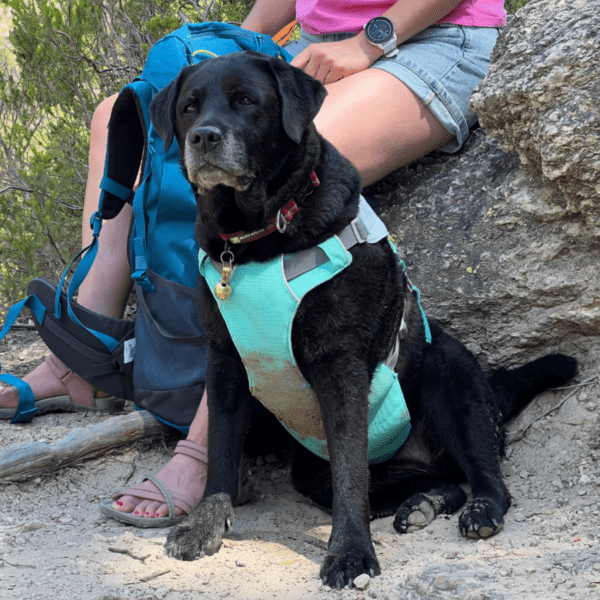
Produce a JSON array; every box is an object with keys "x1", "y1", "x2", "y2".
[
  {"x1": 149, "y1": 66, "x2": 191, "y2": 152},
  {"x1": 267, "y1": 58, "x2": 327, "y2": 144}
]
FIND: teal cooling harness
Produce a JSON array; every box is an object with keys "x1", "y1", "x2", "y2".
[{"x1": 199, "y1": 197, "x2": 431, "y2": 464}]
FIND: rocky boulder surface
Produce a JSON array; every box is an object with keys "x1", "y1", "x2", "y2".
[{"x1": 369, "y1": 0, "x2": 600, "y2": 372}]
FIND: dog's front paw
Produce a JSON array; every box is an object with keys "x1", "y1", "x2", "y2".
[
  {"x1": 393, "y1": 492, "x2": 436, "y2": 534},
  {"x1": 164, "y1": 493, "x2": 234, "y2": 560},
  {"x1": 459, "y1": 497, "x2": 504, "y2": 539},
  {"x1": 320, "y1": 545, "x2": 380, "y2": 589}
]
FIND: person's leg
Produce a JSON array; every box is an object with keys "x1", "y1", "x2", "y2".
[
  {"x1": 112, "y1": 390, "x2": 209, "y2": 519},
  {"x1": 78, "y1": 95, "x2": 134, "y2": 316},
  {"x1": 314, "y1": 67, "x2": 454, "y2": 187}
]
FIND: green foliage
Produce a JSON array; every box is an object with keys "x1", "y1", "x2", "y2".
[
  {"x1": 0, "y1": 0, "x2": 253, "y2": 314},
  {"x1": 505, "y1": 0, "x2": 530, "y2": 14}
]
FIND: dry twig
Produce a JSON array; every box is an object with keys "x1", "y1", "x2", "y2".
[{"x1": 108, "y1": 547, "x2": 151, "y2": 562}]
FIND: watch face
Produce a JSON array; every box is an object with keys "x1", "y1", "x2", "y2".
[{"x1": 365, "y1": 18, "x2": 393, "y2": 44}]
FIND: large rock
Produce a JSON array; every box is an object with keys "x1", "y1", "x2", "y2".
[
  {"x1": 471, "y1": 0, "x2": 600, "y2": 233},
  {"x1": 368, "y1": 0, "x2": 600, "y2": 371}
]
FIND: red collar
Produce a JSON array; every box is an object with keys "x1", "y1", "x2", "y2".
[{"x1": 220, "y1": 171, "x2": 320, "y2": 244}]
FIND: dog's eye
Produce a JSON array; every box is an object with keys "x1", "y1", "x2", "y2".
[
  {"x1": 183, "y1": 104, "x2": 195, "y2": 114},
  {"x1": 239, "y1": 97, "x2": 254, "y2": 106}
]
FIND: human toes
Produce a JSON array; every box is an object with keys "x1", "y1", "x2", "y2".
[
  {"x1": 139, "y1": 500, "x2": 163, "y2": 518},
  {"x1": 152, "y1": 503, "x2": 180, "y2": 518},
  {"x1": 130, "y1": 499, "x2": 152, "y2": 517},
  {"x1": 143, "y1": 500, "x2": 183, "y2": 519},
  {"x1": 111, "y1": 495, "x2": 139, "y2": 513}
]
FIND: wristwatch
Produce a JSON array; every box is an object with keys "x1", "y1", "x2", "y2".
[{"x1": 363, "y1": 16, "x2": 399, "y2": 58}]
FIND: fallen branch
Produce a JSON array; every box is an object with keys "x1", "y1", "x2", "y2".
[{"x1": 0, "y1": 410, "x2": 169, "y2": 482}]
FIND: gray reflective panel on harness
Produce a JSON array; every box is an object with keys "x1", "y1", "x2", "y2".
[{"x1": 283, "y1": 196, "x2": 386, "y2": 281}]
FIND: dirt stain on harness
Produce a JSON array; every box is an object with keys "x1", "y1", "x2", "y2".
[{"x1": 243, "y1": 355, "x2": 327, "y2": 440}]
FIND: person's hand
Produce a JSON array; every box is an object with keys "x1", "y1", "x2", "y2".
[{"x1": 291, "y1": 35, "x2": 384, "y2": 84}]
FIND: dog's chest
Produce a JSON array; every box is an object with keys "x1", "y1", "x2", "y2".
[
  {"x1": 199, "y1": 235, "x2": 412, "y2": 464},
  {"x1": 200, "y1": 236, "x2": 351, "y2": 441}
]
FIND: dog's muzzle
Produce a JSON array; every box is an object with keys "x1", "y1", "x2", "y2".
[{"x1": 184, "y1": 127, "x2": 252, "y2": 192}]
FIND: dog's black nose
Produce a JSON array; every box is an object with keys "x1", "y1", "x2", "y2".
[{"x1": 189, "y1": 126, "x2": 223, "y2": 153}]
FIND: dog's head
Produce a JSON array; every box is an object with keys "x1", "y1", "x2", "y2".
[{"x1": 149, "y1": 51, "x2": 327, "y2": 196}]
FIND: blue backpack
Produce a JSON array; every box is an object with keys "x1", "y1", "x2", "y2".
[{"x1": 0, "y1": 22, "x2": 291, "y2": 430}]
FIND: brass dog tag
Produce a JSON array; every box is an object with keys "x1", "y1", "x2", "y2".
[
  {"x1": 215, "y1": 279, "x2": 232, "y2": 300},
  {"x1": 215, "y1": 258, "x2": 233, "y2": 300}
]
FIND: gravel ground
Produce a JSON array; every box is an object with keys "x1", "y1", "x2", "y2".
[{"x1": 1, "y1": 328, "x2": 599, "y2": 600}]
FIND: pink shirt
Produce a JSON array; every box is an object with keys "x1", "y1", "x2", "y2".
[{"x1": 296, "y1": 0, "x2": 506, "y2": 35}]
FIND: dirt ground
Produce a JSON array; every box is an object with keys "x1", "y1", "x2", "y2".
[{"x1": 1, "y1": 328, "x2": 599, "y2": 600}]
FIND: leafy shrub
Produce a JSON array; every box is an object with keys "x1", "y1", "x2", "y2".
[
  {"x1": 505, "y1": 0, "x2": 530, "y2": 14},
  {"x1": 0, "y1": 0, "x2": 253, "y2": 314}
]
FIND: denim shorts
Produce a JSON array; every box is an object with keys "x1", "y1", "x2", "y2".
[{"x1": 285, "y1": 25, "x2": 500, "y2": 153}]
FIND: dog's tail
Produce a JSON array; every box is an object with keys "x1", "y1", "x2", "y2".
[{"x1": 488, "y1": 354, "x2": 578, "y2": 423}]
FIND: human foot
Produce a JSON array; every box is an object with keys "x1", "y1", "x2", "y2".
[
  {"x1": 104, "y1": 440, "x2": 209, "y2": 525},
  {"x1": 0, "y1": 353, "x2": 123, "y2": 419},
  {"x1": 101, "y1": 439, "x2": 254, "y2": 527}
]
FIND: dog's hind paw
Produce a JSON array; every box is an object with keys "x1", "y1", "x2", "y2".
[
  {"x1": 164, "y1": 493, "x2": 234, "y2": 560},
  {"x1": 459, "y1": 497, "x2": 504, "y2": 539},
  {"x1": 320, "y1": 547, "x2": 380, "y2": 589},
  {"x1": 393, "y1": 493, "x2": 436, "y2": 534}
]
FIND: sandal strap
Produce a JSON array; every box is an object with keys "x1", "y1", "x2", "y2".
[
  {"x1": 45, "y1": 353, "x2": 95, "y2": 408},
  {"x1": 113, "y1": 478, "x2": 196, "y2": 515},
  {"x1": 174, "y1": 439, "x2": 208, "y2": 464},
  {"x1": 143, "y1": 475, "x2": 176, "y2": 519}
]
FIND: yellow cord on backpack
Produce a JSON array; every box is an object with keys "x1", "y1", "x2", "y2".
[{"x1": 192, "y1": 49, "x2": 219, "y2": 58}]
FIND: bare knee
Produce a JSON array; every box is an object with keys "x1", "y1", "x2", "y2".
[{"x1": 91, "y1": 95, "x2": 118, "y2": 137}]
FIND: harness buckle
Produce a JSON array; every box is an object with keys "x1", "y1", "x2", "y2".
[{"x1": 349, "y1": 217, "x2": 368, "y2": 245}]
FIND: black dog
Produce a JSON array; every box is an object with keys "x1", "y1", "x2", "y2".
[{"x1": 149, "y1": 51, "x2": 577, "y2": 588}]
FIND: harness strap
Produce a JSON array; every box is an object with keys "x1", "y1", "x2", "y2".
[
  {"x1": 283, "y1": 195, "x2": 387, "y2": 279},
  {"x1": 283, "y1": 217, "x2": 368, "y2": 281}
]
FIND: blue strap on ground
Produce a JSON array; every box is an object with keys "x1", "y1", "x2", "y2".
[{"x1": 0, "y1": 294, "x2": 47, "y2": 423}]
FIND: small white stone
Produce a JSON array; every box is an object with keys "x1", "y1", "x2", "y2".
[{"x1": 354, "y1": 574, "x2": 371, "y2": 590}]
